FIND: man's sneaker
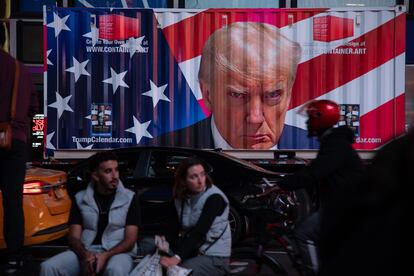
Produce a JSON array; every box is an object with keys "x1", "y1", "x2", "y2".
[{"x1": 3, "y1": 259, "x2": 23, "y2": 275}]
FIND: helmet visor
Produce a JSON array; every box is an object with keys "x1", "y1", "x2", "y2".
[{"x1": 297, "y1": 100, "x2": 318, "y2": 118}]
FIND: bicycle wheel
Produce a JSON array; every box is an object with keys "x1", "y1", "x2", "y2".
[{"x1": 229, "y1": 247, "x2": 287, "y2": 275}]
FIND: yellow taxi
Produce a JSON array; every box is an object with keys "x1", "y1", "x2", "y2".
[{"x1": 0, "y1": 166, "x2": 71, "y2": 248}]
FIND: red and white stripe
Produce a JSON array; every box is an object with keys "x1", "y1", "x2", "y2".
[{"x1": 154, "y1": 7, "x2": 406, "y2": 148}]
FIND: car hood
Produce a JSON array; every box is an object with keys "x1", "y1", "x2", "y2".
[
  {"x1": 216, "y1": 152, "x2": 286, "y2": 177},
  {"x1": 25, "y1": 167, "x2": 67, "y2": 184}
]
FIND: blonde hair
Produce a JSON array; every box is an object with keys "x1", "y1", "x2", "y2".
[{"x1": 198, "y1": 22, "x2": 302, "y2": 89}]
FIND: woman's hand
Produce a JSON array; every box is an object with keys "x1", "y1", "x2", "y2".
[
  {"x1": 155, "y1": 235, "x2": 170, "y2": 253},
  {"x1": 160, "y1": 256, "x2": 180, "y2": 267}
]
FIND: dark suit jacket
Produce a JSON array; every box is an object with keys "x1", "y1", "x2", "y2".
[
  {"x1": 154, "y1": 117, "x2": 319, "y2": 149},
  {"x1": 155, "y1": 118, "x2": 215, "y2": 148}
]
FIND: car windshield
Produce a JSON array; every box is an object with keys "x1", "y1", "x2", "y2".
[{"x1": 214, "y1": 151, "x2": 283, "y2": 175}]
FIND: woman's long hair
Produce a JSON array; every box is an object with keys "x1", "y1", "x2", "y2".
[{"x1": 173, "y1": 157, "x2": 212, "y2": 200}]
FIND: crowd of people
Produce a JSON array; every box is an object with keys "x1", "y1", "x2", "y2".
[
  {"x1": 0, "y1": 19, "x2": 407, "y2": 276},
  {"x1": 0, "y1": 95, "x2": 408, "y2": 276},
  {"x1": 3, "y1": 99, "x2": 405, "y2": 276}
]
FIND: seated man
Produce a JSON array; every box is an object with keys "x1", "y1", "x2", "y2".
[{"x1": 40, "y1": 152, "x2": 140, "y2": 276}]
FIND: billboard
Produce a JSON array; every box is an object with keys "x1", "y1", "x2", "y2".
[
  {"x1": 73, "y1": 0, "x2": 168, "y2": 8},
  {"x1": 44, "y1": 6, "x2": 406, "y2": 154}
]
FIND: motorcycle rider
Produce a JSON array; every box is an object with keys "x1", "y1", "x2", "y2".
[
  {"x1": 318, "y1": 126, "x2": 413, "y2": 276},
  {"x1": 277, "y1": 99, "x2": 365, "y2": 275}
]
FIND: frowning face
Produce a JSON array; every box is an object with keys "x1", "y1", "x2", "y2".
[
  {"x1": 201, "y1": 69, "x2": 292, "y2": 149},
  {"x1": 198, "y1": 22, "x2": 300, "y2": 149}
]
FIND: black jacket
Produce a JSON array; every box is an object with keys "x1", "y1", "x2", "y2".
[
  {"x1": 278, "y1": 126, "x2": 367, "y2": 275},
  {"x1": 154, "y1": 117, "x2": 318, "y2": 149},
  {"x1": 319, "y1": 128, "x2": 413, "y2": 276},
  {"x1": 154, "y1": 118, "x2": 214, "y2": 148},
  {"x1": 279, "y1": 126, "x2": 364, "y2": 203}
]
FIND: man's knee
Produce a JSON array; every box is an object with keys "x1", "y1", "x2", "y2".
[
  {"x1": 39, "y1": 259, "x2": 58, "y2": 276},
  {"x1": 39, "y1": 251, "x2": 80, "y2": 276},
  {"x1": 104, "y1": 254, "x2": 133, "y2": 276}
]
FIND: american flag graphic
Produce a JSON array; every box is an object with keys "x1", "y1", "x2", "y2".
[
  {"x1": 44, "y1": 6, "x2": 406, "y2": 154},
  {"x1": 74, "y1": 0, "x2": 167, "y2": 8}
]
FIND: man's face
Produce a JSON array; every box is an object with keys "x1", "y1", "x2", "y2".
[
  {"x1": 202, "y1": 69, "x2": 293, "y2": 149},
  {"x1": 92, "y1": 160, "x2": 119, "y2": 193}
]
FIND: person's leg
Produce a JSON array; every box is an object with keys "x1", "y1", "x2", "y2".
[
  {"x1": 103, "y1": 253, "x2": 133, "y2": 276},
  {"x1": 294, "y1": 211, "x2": 321, "y2": 276},
  {"x1": 0, "y1": 141, "x2": 27, "y2": 262},
  {"x1": 39, "y1": 250, "x2": 81, "y2": 276},
  {"x1": 137, "y1": 236, "x2": 175, "y2": 256},
  {"x1": 181, "y1": 255, "x2": 228, "y2": 276},
  {"x1": 137, "y1": 236, "x2": 157, "y2": 256}
]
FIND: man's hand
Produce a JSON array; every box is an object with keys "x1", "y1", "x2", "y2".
[
  {"x1": 69, "y1": 224, "x2": 97, "y2": 274},
  {"x1": 160, "y1": 256, "x2": 180, "y2": 267},
  {"x1": 95, "y1": 251, "x2": 110, "y2": 273},
  {"x1": 80, "y1": 251, "x2": 96, "y2": 276},
  {"x1": 83, "y1": 250, "x2": 96, "y2": 263}
]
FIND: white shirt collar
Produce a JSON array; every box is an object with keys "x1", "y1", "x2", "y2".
[
  {"x1": 211, "y1": 115, "x2": 233, "y2": 149},
  {"x1": 211, "y1": 116, "x2": 278, "y2": 150}
]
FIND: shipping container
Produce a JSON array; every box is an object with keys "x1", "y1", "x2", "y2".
[{"x1": 44, "y1": 6, "x2": 406, "y2": 156}]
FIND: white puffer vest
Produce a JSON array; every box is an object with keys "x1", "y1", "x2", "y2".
[
  {"x1": 75, "y1": 181, "x2": 137, "y2": 254},
  {"x1": 175, "y1": 185, "x2": 231, "y2": 257}
]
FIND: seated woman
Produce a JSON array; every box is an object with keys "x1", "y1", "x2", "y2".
[{"x1": 160, "y1": 157, "x2": 231, "y2": 275}]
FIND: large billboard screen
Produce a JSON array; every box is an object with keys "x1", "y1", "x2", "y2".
[{"x1": 44, "y1": 6, "x2": 405, "y2": 154}]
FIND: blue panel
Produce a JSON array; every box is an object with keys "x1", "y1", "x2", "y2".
[
  {"x1": 74, "y1": 0, "x2": 167, "y2": 8},
  {"x1": 19, "y1": 0, "x2": 57, "y2": 13}
]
